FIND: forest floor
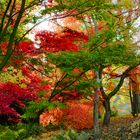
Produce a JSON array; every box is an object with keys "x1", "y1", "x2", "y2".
[
  {"x1": 28, "y1": 115, "x2": 140, "y2": 140},
  {"x1": 94, "y1": 115, "x2": 140, "y2": 140}
]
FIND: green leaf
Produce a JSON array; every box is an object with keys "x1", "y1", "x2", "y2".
[
  {"x1": 40, "y1": 81, "x2": 49, "y2": 85},
  {"x1": 38, "y1": 90, "x2": 46, "y2": 96},
  {"x1": 55, "y1": 102, "x2": 66, "y2": 109}
]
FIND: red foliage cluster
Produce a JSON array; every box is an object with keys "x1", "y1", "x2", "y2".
[
  {"x1": 51, "y1": 90, "x2": 83, "y2": 102},
  {"x1": 0, "y1": 41, "x2": 37, "y2": 67},
  {"x1": 0, "y1": 41, "x2": 38, "y2": 60},
  {"x1": 16, "y1": 41, "x2": 35, "y2": 54},
  {"x1": 64, "y1": 90, "x2": 83, "y2": 100},
  {"x1": 26, "y1": 81, "x2": 51, "y2": 95},
  {"x1": 21, "y1": 71, "x2": 51, "y2": 94},
  {"x1": 0, "y1": 42, "x2": 9, "y2": 55},
  {"x1": 0, "y1": 82, "x2": 37, "y2": 123},
  {"x1": 64, "y1": 101, "x2": 93, "y2": 129},
  {"x1": 129, "y1": 66, "x2": 140, "y2": 81},
  {"x1": 39, "y1": 107, "x2": 64, "y2": 127},
  {"x1": 35, "y1": 29, "x2": 88, "y2": 52},
  {"x1": 39, "y1": 100, "x2": 93, "y2": 130},
  {"x1": 1, "y1": 28, "x2": 88, "y2": 68}
]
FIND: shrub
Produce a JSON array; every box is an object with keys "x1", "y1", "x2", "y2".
[
  {"x1": 0, "y1": 82, "x2": 37, "y2": 124},
  {"x1": 39, "y1": 101, "x2": 93, "y2": 130},
  {"x1": 64, "y1": 101, "x2": 93, "y2": 130},
  {"x1": 39, "y1": 107, "x2": 64, "y2": 127},
  {"x1": 0, "y1": 123, "x2": 43, "y2": 140},
  {"x1": 111, "y1": 108, "x2": 118, "y2": 117},
  {"x1": 52, "y1": 129, "x2": 89, "y2": 140},
  {"x1": 0, "y1": 126, "x2": 18, "y2": 140},
  {"x1": 39, "y1": 100, "x2": 93, "y2": 130}
]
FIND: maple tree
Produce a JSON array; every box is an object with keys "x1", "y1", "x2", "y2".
[
  {"x1": 37, "y1": 1, "x2": 140, "y2": 137},
  {"x1": 0, "y1": 82, "x2": 37, "y2": 124},
  {"x1": 0, "y1": 0, "x2": 55, "y2": 70},
  {"x1": 0, "y1": 0, "x2": 55, "y2": 125}
]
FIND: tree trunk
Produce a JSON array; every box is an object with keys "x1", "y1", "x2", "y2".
[
  {"x1": 129, "y1": 77, "x2": 139, "y2": 117},
  {"x1": 93, "y1": 91, "x2": 100, "y2": 139},
  {"x1": 103, "y1": 99, "x2": 111, "y2": 127},
  {"x1": 91, "y1": 17, "x2": 100, "y2": 139}
]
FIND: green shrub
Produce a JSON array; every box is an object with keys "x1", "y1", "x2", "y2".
[
  {"x1": 0, "y1": 126, "x2": 18, "y2": 140},
  {"x1": 52, "y1": 129, "x2": 89, "y2": 140},
  {"x1": 111, "y1": 109, "x2": 118, "y2": 117},
  {"x1": 0, "y1": 123, "x2": 43, "y2": 140}
]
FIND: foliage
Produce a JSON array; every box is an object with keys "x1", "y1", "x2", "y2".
[
  {"x1": 15, "y1": 123, "x2": 44, "y2": 139},
  {"x1": 0, "y1": 123, "x2": 43, "y2": 140},
  {"x1": 46, "y1": 5, "x2": 140, "y2": 126},
  {"x1": 0, "y1": 0, "x2": 57, "y2": 70},
  {"x1": 0, "y1": 125, "x2": 19, "y2": 140},
  {"x1": 64, "y1": 101, "x2": 93, "y2": 130},
  {"x1": 38, "y1": 100, "x2": 95, "y2": 130},
  {"x1": 52, "y1": 129, "x2": 89, "y2": 140},
  {"x1": 22, "y1": 99, "x2": 65, "y2": 123},
  {"x1": 0, "y1": 66, "x2": 26, "y2": 88},
  {"x1": 40, "y1": 107, "x2": 64, "y2": 127},
  {"x1": 111, "y1": 108, "x2": 118, "y2": 117},
  {"x1": 0, "y1": 82, "x2": 37, "y2": 124},
  {"x1": 23, "y1": 115, "x2": 140, "y2": 140},
  {"x1": 35, "y1": 28, "x2": 88, "y2": 52}
]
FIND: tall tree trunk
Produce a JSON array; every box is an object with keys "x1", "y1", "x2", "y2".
[
  {"x1": 91, "y1": 16, "x2": 100, "y2": 139},
  {"x1": 92, "y1": 68, "x2": 101, "y2": 139},
  {"x1": 93, "y1": 89, "x2": 100, "y2": 139},
  {"x1": 103, "y1": 98, "x2": 111, "y2": 127},
  {"x1": 129, "y1": 77, "x2": 139, "y2": 117}
]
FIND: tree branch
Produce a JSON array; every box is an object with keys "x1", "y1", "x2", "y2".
[
  {"x1": 99, "y1": 65, "x2": 107, "y2": 99},
  {"x1": 0, "y1": 0, "x2": 26, "y2": 71},
  {"x1": 0, "y1": 0, "x2": 12, "y2": 34},
  {"x1": 108, "y1": 64, "x2": 140, "y2": 99},
  {"x1": 0, "y1": 0, "x2": 16, "y2": 40},
  {"x1": 48, "y1": 69, "x2": 90, "y2": 101}
]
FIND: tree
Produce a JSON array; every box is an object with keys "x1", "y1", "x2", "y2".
[
  {"x1": 129, "y1": 66, "x2": 140, "y2": 116},
  {"x1": 37, "y1": 0, "x2": 140, "y2": 130},
  {"x1": 0, "y1": 0, "x2": 94, "y2": 124},
  {"x1": 0, "y1": 0, "x2": 54, "y2": 70}
]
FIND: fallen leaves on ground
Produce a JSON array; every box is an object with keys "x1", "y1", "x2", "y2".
[{"x1": 28, "y1": 115, "x2": 140, "y2": 140}]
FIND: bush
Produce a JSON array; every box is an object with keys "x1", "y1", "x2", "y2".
[
  {"x1": 0, "y1": 82, "x2": 37, "y2": 124},
  {"x1": 64, "y1": 101, "x2": 93, "y2": 130},
  {"x1": 0, "y1": 123, "x2": 43, "y2": 140},
  {"x1": 52, "y1": 129, "x2": 89, "y2": 140},
  {"x1": 39, "y1": 101, "x2": 93, "y2": 130},
  {"x1": 0, "y1": 126, "x2": 18, "y2": 140},
  {"x1": 39, "y1": 107, "x2": 64, "y2": 127},
  {"x1": 111, "y1": 109, "x2": 118, "y2": 117}
]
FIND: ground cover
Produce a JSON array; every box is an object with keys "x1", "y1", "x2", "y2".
[{"x1": 28, "y1": 115, "x2": 140, "y2": 140}]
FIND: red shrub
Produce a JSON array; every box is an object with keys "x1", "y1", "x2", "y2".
[
  {"x1": 64, "y1": 101, "x2": 93, "y2": 130},
  {"x1": 39, "y1": 100, "x2": 93, "y2": 130},
  {"x1": 0, "y1": 82, "x2": 37, "y2": 124},
  {"x1": 39, "y1": 107, "x2": 64, "y2": 127}
]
